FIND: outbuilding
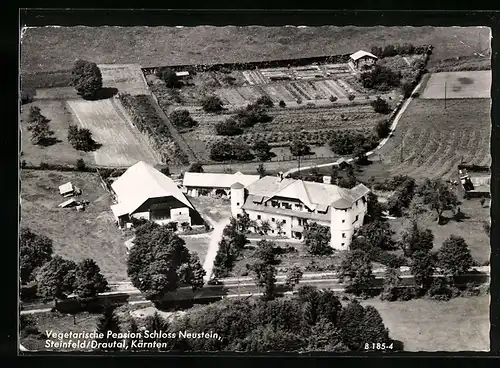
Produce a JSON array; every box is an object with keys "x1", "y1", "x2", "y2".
[{"x1": 349, "y1": 50, "x2": 378, "y2": 69}]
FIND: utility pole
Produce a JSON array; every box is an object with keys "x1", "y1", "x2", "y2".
[
  {"x1": 444, "y1": 81, "x2": 447, "y2": 109},
  {"x1": 298, "y1": 154, "x2": 301, "y2": 175},
  {"x1": 400, "y1": 139, "x2": 404, "y2": 162}
]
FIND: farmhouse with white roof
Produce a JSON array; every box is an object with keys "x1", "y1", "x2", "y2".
[
  {"x1": 183, "y1": 171, "x2": 260, "y2": 197},
  {"x1": 349, "y1": 50, "x2": 378, "y2": 69},
  {"x1": 230, "y1": 173, "x2": 370, "y2": 250},
  {"x1": 110, "y1": 161, "x2": 199, "y2": 228}
]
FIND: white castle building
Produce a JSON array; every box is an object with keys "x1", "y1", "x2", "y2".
[{"x1": 230, "y1": 173, "x2": 370, "y2": 250}]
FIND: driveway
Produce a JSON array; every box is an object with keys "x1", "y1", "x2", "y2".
[{"x1": 202, "y1": 217, "x2": 231, "y2": 283}]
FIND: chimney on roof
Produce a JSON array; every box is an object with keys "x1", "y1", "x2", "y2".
[
  {"x1": 322, "y1": 175, "x2": 332, "y2": 184},
  {"x1": 277, "y1": 171, "x2": 284, "y2": 182}
]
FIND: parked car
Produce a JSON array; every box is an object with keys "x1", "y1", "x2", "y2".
[{"x1": 207, "y1": 279, "x2": 223, "y2": 286}]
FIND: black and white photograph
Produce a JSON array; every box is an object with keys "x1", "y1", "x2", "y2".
[{"x1": 19, "y1": 11, "x2": 492, "y2": 353}]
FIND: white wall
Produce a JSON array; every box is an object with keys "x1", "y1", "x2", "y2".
[
  {"x1": 230, "y1": 188, "x2": 245, "y2": 217},
  {"x1": 131, "y1": 211, "x2": 150, "y2": 221}
]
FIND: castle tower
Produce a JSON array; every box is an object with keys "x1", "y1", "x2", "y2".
[
  {"x1": 230, "y1": 182, "x2": 245, "y2": 217},
  {"x1": 330, "y1": 198, "x2": 354, "y2": 250}
]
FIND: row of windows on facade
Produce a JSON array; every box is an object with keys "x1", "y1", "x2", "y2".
[
  {"x1": 263, "y1": 199, "x2": 364, "y2": 214},
  {"x1": 254, "y1": 213, "x2": 359, "y2": 224},
  {"x1": 253, "y1": 214, "x2": 353, "y2": 240}
]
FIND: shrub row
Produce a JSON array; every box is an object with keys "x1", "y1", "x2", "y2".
[
  {"x1": 370, "y1": 44, "x2": 433, "y2": 58},
  {"x1": 21, "y1": 160, "x2": 98, "y2": 172},
  {"x1": 117, "y1": 93, "x2": 189, "y2": 165}
]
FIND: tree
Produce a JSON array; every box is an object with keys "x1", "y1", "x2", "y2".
[
  {"x1": 371, "y1": 97, "x2": 390, "y2": 114},
  {"x1": 437, "y1": 235, "x2": 474, "y2": 278},
  {"x1": 187, "y1": 162, "x2": 204, "y2": 173},
  {"x1": 71, "y1": 59, "x2": 103, "y2": 99},
  {"x1": 20, "y1": 228, "x2": 53, "y2": 284},
  {"x1": 36, "y1": 256, "x2": 77, "y2": 301},
  {"x1": 380, "y1": 266, "x2": 402, "y2": 301},
  {"x1": 234, "y1": 324, "x2": 303, "y2": 352},
  {"x1": 399, "y1": 220, "x2": 434, "y2": 257},
  {"x1": 160, "y1": 167, "x2": 171, "y2": 177},
  {"x1": 215, "y1": 118, "x2": 243, "y2": 136},
  {"x1": 417, "y1": 178, "x2": 458, "y2": 224},
  {"x1": 156, "y1": 67, "x2": 180, "y2": 88},
  {"x1": 251, "y1": 240, "x2": 280, "y2": 300},
  {"x1": 256, "y1": 95, "x2": 274, "y2": 107},
  {"x1": 285, "y1": 266, "x2": 303, "y2": 291},
  {"x1": 307, "y1": 318, "x2": 344, "y2": 351},
  {"x1": 275, "y1": 220, "x2": 285, "y2": 236},
  {"x1": 289, "y1": 139, "x2": 311, "y2": 157},
  {"x1": 253, "y1": 140, "x2": 272, "y2": 161},
  {"x1": 213, "y1": 237, "x2": 238, "y2": 278},
  {"x1": 231, "y1": 139, "x2": 254, "y2": 161},
  {"x1": 365, "y1": 192, "x2": 385, "y2": 224},
  {"x1": 354, "y1": 220, "x2": 395, "y2": 250},
  {"x1": 125, "y1": 318, "x2": 139, "y2": 351},
  {"x1": 411, "y1": 249, "x2": 435, "y2": 289},
  {"x1": 169, "y1": 110, "x2": 197, "y2": 129},
  {"x1": 76, "y1": 158, "x2": 86, "y2": 171},
  {"x1": 337, "y1": 250, "x2": 374, "y2": 294},
  {"x1": 338, "y1": 300, "x2": 366, "y2": 350},
  {"x1": 73, "y1": 259, "x2": 109, "y2": 300},
  {"x1": 360, "y1": 65, "x2": 401, "y2": 91},
  {"x1": 279, "y1": 100, "x2": 286, "y2": 108},
  {"x1": 260, "y1": 220, "x2": 271, "y2": 235},
  {"x1": 331, "y1": 166, "x2": 339, "y2": 184},
  {"x1": 68, "y1": 125, "x2": 97, "y2": 151},
  {"x1": 96, "y1": 304, "x2": 121, "y2": 351},
  {"x1": 127, "y1": 223, "x2": 206, "y2": 300},
  {"x1": 209, "y1": 140, "x2": 233, "y2": 161},
  {"x1": 303, "y1": 222, "x2": 332, "y2": 256},
  {"x1": 257, "y1": 163, "x2": 266, "y2": 178},
  {"x1": 201, "y1": 95, "x2": 223, "y2": 113},
  {"x1": 26, "y1": 106, "x2": 54, "y2": 145},
  {"x1": 143, "y1": 312, "x2": 171, "y2": 351},
  {"x1": 362, "y1": 305, "x2": 390, "y2": 346},
  {"x1": 375, "y1": 120, "x2": 391, "y2": 139}
]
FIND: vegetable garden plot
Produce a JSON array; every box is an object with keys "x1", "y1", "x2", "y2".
[
  {"x1": 67, "y1": 99, "x2": 161, "y2": 166},
  {"x1": 263, "y1": 85, "x2": 295, "y2": 102}
]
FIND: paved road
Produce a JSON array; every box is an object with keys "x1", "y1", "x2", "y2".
[
  {"x1": 283, "y1": 77, "x2": 426, "y2": 177},
  {"x1": 20, "y1": 270, "x2": 489, "y2": 315},
  {"x1": 202, "y1": 217, "x2": 231, "y2": 283}
]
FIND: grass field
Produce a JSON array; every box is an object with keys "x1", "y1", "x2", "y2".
[
  {"x1": 429, "y1": 55, "x2": 491, "y2": 73},
  {"x1": 20, "y1": 100, "x2": 95, "y2": 166},
  {"x1": 98, "y1": 64, "x2": 150, "y2": 95},
  {"x1": 421, "y1": 71, "x2": 491, "y2": 99},
  {"x1": 181, "y1": 234, "x2": 211, "y2": 264},
  {"x1": 361, "y1": 295, "x2": 489, "y2": 351},
  {"x1": 67, "y1": 98, "x2": 161, "y2": 166},
  {"x1": 21, "y1": 26, "x2": 491, "y2": 73},
  {"x1": 20, "y1": 170, "x2": 129, "y2": 282},
  {"x1": 390, "y1": 193, "x2": 490, "y2": 264},
  {"x1": 377, "y1": 98, "x2": 491, "y2": 180}
]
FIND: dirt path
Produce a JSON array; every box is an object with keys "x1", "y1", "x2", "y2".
[{"x1": 202, "y1": 217, "x2": 231, "y2": 283}]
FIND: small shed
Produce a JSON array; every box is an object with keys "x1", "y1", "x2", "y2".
[
  {"x1": 59, "y1": 182, "x2": 74, "y2": 197},
  {"x1": 58, "y1": 198, "x2": 77, "y2": 208},
  {"x1": 349, "y1": 50, "x2": 378, "y2": 69},
  {"x1": 175, "y1": 71, "x2": 190, "y2": 78}
]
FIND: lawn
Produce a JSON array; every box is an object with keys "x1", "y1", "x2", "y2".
[
  {"x1": 388, "y1": 195, "x2": 491, "y2": 265},
  {"x1": 98, "y1": 64, "x2": 150, "y2": 96},
  {"x1": 377, "y1": 98, "x2": 491, "y2": 180},
  {"x1": 188, "y1": 196, "x2": 232, "y2": 224},
  {"x1": 20, "y1": 100, "x2": 95, "y2": 166},
  {"x1": 21, "y1": 26, "x2": 490, "y2": 73},
  {"x1": 67, "y1": 98, "x2": 161, "y2": 167},
  {"x1": 20, "y1": 170, "x2": 129, "y2": 282},
  {"x1": 421, "y1": 70, "x2": 491, "y2": 99},
  {"x1": 181, "y1": 234, "x2": 211, "y2": 264},
  {"x1": 232, "y1": 239, "x2": 342, "y2": 277},
  {"x1": 361, "y1": 295, "x2": 490, "y2": 351}
]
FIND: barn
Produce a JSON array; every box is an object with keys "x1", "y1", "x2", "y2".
[
  {"x1": 349, "y1": 50, "x2": 378, "y2": 70},
  {"x1": 110, "y1": 161, "x2": 200, "y2": 229},
  {"x1": 182, "y1": 171, "x2": 260, "y2": 197}
]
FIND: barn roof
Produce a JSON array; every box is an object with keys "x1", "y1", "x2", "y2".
[
  {"x1": 349, "y1": 50, "x2": 378, "y2": 61},
  {"x1": 111, "y1": 161, "x2": 193, "y2": 216},
  {"x1": 183, "y1": 171, "x2": 260, "y2": 189}
]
